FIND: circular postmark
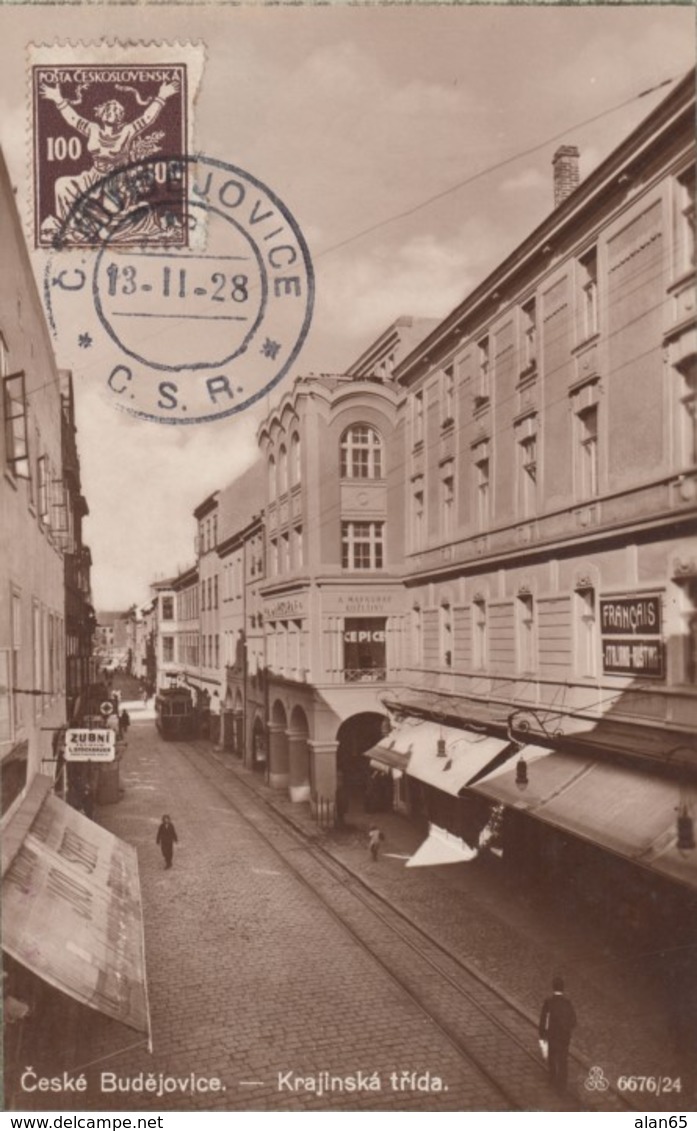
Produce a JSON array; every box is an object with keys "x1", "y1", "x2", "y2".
[{"x1": 47, "y1": 154, "x2": 314, "y2": 425}]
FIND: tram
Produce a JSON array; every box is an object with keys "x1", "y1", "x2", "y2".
[{"x1": 155, "y1": 687, "x2": 197, "y2": 739}]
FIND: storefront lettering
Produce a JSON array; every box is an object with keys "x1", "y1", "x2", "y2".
[
  {"x1": 602, "y1": 639, "x2": 664, "y2": 678},
  {"x1": 599, "y1": 595, "x2": 661, "y2": 635}
]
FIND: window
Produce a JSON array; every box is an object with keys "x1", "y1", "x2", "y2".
[
  {"x1": 162, "y1": 636, "x2": 175, "y2": 664},
  {"x1": 521, "y1": 298, "x2": 537, "y2": 370},
  {"x1": 477, "y1": 337, "x2": 490, "y2": 403},
  {"x1": 11, "y1": 591, "x2": 22, "y2": 728},
  {"x1": 676, "y1": 168, "x2": 696, "y2": 275},
  {"x1": 517, "y1": 594, "x2": 536, "y2": 672},
  {"x1": 32, "y1": 601, "x2": 41, "y2": 716},
  {"x1": 281, "y1": 531, "x2": 290, "y2": 573},
  {"x1": 680, "y1": 579, "x2": 697, "y2": 684},
  {"x1": 215, "y1": 635, "x2": 220, "y2": 669},
  {"x1": 278, "y1": 445, "x2": 288, "y2": 495},
  {"x1": 212, "y1": 513, "x2": 218, "y2": 548},
  {"x1": 412, "y1": 607, "x2": 422, "y2": 668},
  {"x1": 340, "y1": 425, "x2": 383, "y2": 479},
  {"x1": 518, "y1": 432, "x2": 537, "y2": 517},
  {"x1": 575, "y1": 588, "x2": 598, "y2": 678},
  {"x1": 475, "y1": 454, "x2": 491, "y2": 529},
  {"x1": 161, "y1": 597, "x2": 174, "y2": 620},
  {"x1": 290, "y1": 432, "x2": 301, "y2": 485},
  {"x1": 576, "y1": 404, "x2": 599, "y2": 498},
  {"x1": 472, "y1": 599, "x2": 487, "y2": 670},
  {"x1": 441, "y1": 464, "x2": 454, "y2": 539},
  {"x1": 440, "y1": 603, "x2": 453, "y2": 668},
  {"x1": 268, "y1": 455, "x2": 276, "y2": 500},
  {"x1": 0, "y1": 650, "x2": 11, "y2": 742},
  {"x1": 269, "y1": 537, "x2": 278, "y2": 576},
  {"x1": 341, "y1": 521, "x2": 384, "y2": 570},
  {"x1": 213, "y1": 575, "x2": 219, "y2": 609},
  {"x1": 294, "y1": 524, "x2": 303, "y2": 568},
  {"x1": 413, "y1": 391, "x2": 424, "y2": 445},
  {"x1": 443, "y1": 366, "x2": 454, "y2": 425},
  {"x1": 675, "y1": 360, "x2": 696, "y2": 468},
  {"x1": 412, "y1": 477, "x2": 424, "y2": 550},
  {"x1": 37, "y1": 455, "x2": 49, "y2": 524},
  {"x1": 3, "y1": 372, "x2": 30, "y2": 479},
  {"x1": 578, "y1": 248, "x2": 598, "y2": 340}
]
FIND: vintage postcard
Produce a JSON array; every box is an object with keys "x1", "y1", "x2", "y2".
[{"x1": 1, "y1": 1, "x2": 695, "y2": 1119}]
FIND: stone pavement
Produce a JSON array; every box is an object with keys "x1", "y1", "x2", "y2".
[
  {"x1": 205, "y1": 743, "x2": 695, "y2": 1113},
  {"x1": 5, "y1": 719, "x2": 512, "y2": 1113},
  {"x1": 5, "y1": 719, "x2": 691, "y2": 1113}
]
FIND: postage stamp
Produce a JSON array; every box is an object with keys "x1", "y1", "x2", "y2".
[
  {"x1": 45, "y1": 153, "x2": 314, "y2": 425},
  {"x1": 29, "y1": 42, "x2": 204, "y2": 248}
]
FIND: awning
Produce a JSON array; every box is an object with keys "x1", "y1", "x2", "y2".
[
  {"x1": 401, "y1": 720, "x2": 513, "y2": 796},
  {"x1": 2, "y1": 776, "x2": 150, "y2": 1035},
  {"x1": 471, "y1": 750, "x2": 697, "y2": 890},
  {"x1": 406, "y1": 823, "x2": 479, "y2": 867}
]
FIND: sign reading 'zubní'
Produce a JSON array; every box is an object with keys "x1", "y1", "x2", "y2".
[
  {"x1": 599, "y1": 595, "x2": 664, "y2": 678},
  {"x1": 65, "y1": 728, "x2": 116, "y2": 762}
]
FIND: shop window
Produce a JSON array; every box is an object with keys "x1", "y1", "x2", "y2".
[{"x1": 340, "y1": 424, "x2": 383, "y2": 479}]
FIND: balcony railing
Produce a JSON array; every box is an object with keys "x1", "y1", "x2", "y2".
[{"x1": 343, "y1": 668, "x2": 387, "y2": 683}]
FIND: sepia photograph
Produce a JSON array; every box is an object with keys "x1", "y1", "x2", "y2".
[{"x1": 0, "y1": 0, "x2": 695, "y2": 1116}]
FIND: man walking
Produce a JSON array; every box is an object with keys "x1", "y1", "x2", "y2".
[
  {"x1": 156, "y1": 814, "x2": 178, "y2": 870},
  {"x1": 539, "y1": 975, "x2": 577, "y2": 1091},
  {"x1": 367, "y1": 824, "x2": 384, "y2": 862}
]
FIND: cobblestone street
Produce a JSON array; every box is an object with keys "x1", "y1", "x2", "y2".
[{"x1": 4, "y1": 703, "x2": 692, "y2": 1113}]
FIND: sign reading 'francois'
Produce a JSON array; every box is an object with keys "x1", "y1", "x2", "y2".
[{"x1": 599, "y1": 595, "x2": 664, "y2": 679}]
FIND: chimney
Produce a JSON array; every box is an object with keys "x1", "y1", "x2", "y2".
[{"x1": 552, "y1": 145, "x2": 580, "y2": 207}]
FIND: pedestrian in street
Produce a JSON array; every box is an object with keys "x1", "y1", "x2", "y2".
[
  {"x1": 538, "y1": 975, "x2": 577, "y2": 1091},
  {"x1": 119, "y1": 708, "x2": 130, "y2": 739},
  {"x1": 156, "y1": 814, "x2": 178, "y2": 870},
  {"x1": 368, "y1": 824, "x2": 384, "y2": 862},
  {"x1": 81, "y1": 781, "x2": 94, "y2": 821}
]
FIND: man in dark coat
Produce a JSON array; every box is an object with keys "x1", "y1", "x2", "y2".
[
  {"x1": 539, "y1": 976, "x2": 577, "y2": 1090},
  {"x1": 156, "y1": 814, "x2": 178, "y2": 869}
]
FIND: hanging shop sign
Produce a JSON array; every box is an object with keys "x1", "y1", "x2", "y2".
[
  {"x1": 600, "y1": 595, "x2": 664, "y2": 678},
  {"x1": 65, "y1": 728, "x2": 116, "y2": 762}
]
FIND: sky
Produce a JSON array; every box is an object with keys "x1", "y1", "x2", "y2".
[{"x1": 0, "y1": 3, "x2": 694, "y2": 609}]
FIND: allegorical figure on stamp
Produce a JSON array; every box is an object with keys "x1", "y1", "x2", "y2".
[{"x1": 39, "y1": 78, "x2": 179, "y2": 230}]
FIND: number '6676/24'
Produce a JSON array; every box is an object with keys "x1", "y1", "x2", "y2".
[{"x1": 619, "y1": 1074, "x2": 682, "y2": 1093}]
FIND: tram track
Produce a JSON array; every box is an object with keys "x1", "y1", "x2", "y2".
[{"x1": 176, "y1": 739, "x2": 628, "y2": 1112}]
